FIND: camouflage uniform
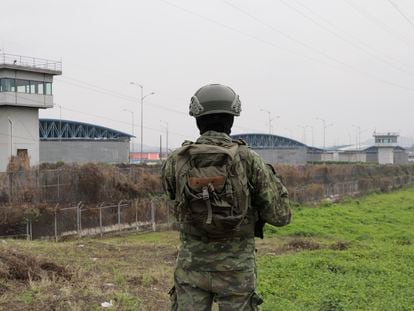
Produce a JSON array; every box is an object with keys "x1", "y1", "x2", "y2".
[{"x1": 162, "y1": 130, "x2": 291, "y2": 310}]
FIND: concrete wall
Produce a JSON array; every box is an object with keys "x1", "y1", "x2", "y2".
[
  {"x1": 366, "y1": 152, "x2": 378, "y2": 163},
  {"x1": 0, "y1": 92, "x2": 53, "y2": 109},
  {"x1": 307, "y1": 151, "x2": 322, "y2": 162},
  {"x1": 321, "y1": 152, "x2": 335, "y2": 162},
  {"x1": 338, "y1": 152, "x2": 366, "y2": 162},
  {"x1": 0, "y1": 106, "x2": 39, "y2": 172},
  {"x1": 39, "y1": 140, "x2": 130, "y2": 164},
  {"x1": 378, "y1": 148, "x2": 394, "y2": 164},
  {"x1": 0, "y1": 68, "x2": 53, "y2": 82},
  {"x1": 394, "y1": 149, "x2": 409, "y2": 165},
  {"x1": 254, "y1": 147, "x2": 307, "y2": 165}
]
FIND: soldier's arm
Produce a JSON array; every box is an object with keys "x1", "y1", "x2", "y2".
[
  {"x1": 161, "y1": 153, "x2": 177, "y2": 200},
  {"x1": 249, "y1": 152, "x2": 291, "y2": 227}
]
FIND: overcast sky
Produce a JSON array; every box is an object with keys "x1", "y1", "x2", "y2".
[{"x1": 1, "y1": 0, "x2": 414, "y2": 149}]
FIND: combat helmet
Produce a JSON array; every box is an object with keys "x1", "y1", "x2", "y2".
[{"x1": 189, "y1": 84, "x2": 241, "y2": 118}]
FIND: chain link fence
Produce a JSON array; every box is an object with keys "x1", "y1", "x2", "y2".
[
  {"x1": 1, "y1": 164, "x2": 414, "y2": 240},
  {"x1": 0, "y1": 165, "x2": 162, "y2": 205},
  {"x1": 0, "y1": 198, "x2": 172, "y2": 241}
]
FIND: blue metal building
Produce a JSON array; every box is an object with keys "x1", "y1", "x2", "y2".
[{"x1": 39, "y1": 119, "x2": 133, "y2": 164}]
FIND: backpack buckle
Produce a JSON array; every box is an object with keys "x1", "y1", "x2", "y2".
[{"x1": 202, "y1": 187, "x2": 209, "y2": 200}]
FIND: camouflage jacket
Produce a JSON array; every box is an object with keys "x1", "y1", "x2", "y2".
[{"x1": 161, "y1": 131, "x2": 291, "y2": 272}]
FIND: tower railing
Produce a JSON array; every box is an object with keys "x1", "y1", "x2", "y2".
[{"x1": 0, "y1": 53, "x2": 62, "y2": 72}]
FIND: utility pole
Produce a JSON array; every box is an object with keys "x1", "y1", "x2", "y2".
[
  {"x1": 298, "y1": 125, "x2": 307, "y2": 145},
  {"x1": 352, "y1": 125, "x2": 360, "y2": 150},
  {"x1": 307, "y1": 125, "x2": 314, "y2": 147},
  {"x1": 130, "y1": 82, "x2": 155, "y2": 164},
  {"x1": 160, "y1": 120, "x2": 169, "y2": 158},
  {"x1": 159, "y1": 134, "x2": 162, "y2": 161},
  {"x1": 273, "y1": 115, "x2": 280, "y2": 134},
  {"x1": 123, "y1": 109, "x2": 134, "y2": 162},
  {"x1": 316, "y1": 117, "x2": 333, "y2": 150},
  {"x1": 260, "y1": 109, "x2": 273, "y2": 134}
]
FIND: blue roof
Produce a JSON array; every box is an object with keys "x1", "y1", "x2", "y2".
[
  {"x1": 39, "y1": 119, "x2": 133, "y2": 141},
  {"x1": 231, "y1": 133, "x2": 307, "y2": 149}
]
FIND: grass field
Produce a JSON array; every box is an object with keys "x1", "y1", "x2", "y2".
[{"x1": 1, "y1": 186, "x2": 414, "y2": 310}]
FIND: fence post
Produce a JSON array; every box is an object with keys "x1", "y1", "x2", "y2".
[
  {"x1": 166, "y1": 199, "x2": 169, "y2": 225},
  {"x1": 151, "y1": 199, "x2": 156, "y2": 232},
  {"x1": 118, "y1": 201, "x2": 122, "y2": 232},
  {"x1": 77, "y1": 201, "x2": 82, "y2": 238},
  {"x1": 135, "y1": 199, "x2": 139, "y2": 232},
  {"x1": 26, "y1": 217, "x2": 30, "y2": 240},
  {"x1": 54, "y1": 203, "x2": 59, "y2": 242},
  {"x1": 57, "y1": 171, "x2": 60, "y2": 201},
  {"x1": 99, "y1": 203, "x2": 103, "y2": 238},
  {"x1": 29, "y1": 217, "x2": 32, "y2": 241}
]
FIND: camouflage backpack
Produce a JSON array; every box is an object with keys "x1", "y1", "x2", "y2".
[{"x1": 174, "y1": 141, "x2": 251, "y2": 239}]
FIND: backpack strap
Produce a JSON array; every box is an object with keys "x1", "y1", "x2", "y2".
[{"x1": 230, "y1": 145, "x2": 250, "y2": 230}]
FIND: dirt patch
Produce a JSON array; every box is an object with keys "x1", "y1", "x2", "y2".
[
  {"x1": 284, "y1": 238, "x2": 321, "y2": 251},
  {"x1": 330, "y1": 241, "x2": 351, "y2": 250},
  {"x1": 0, "y1": 249, "x2": 70, "y2": 282}
]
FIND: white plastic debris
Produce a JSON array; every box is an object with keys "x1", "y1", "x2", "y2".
[{"x1": 101, "y1": 300, "x2": 113, "y2": 308}]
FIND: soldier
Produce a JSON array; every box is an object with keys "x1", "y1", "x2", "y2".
[{"x1": 161, "y1": 84, "x2": 291, "y2": 310}]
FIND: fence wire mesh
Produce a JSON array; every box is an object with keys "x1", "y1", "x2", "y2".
[{"x1": 0, "y1": 198, "x2": 171, "y2": 241}]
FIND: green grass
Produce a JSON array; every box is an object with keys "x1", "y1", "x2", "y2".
[
  {"x1": 2, "y1": 187, "x2": 414, "y2": 310},
  {"x1": 259, "y1": 188, "x2": 414, "y2": 310}
]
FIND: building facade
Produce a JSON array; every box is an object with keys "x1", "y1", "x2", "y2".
[
  {"x1": 231, "y1": 133, "x2": 320, "y2": 165},
  {"x1": 0, "y1": 53, "x2": 61, "y2": 172},
  {"x1": 39, "y1": 119, "x2": 132, "y2": 164}
]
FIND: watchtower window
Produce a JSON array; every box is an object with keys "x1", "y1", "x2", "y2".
[
  {"x1": 0, "y1": 78, "x2": 51, "y2": 95},
  {"x1": 0, "y1": 78, "x2": 16, "y2": 92},
  {"x1": 16, "y1": 79, "x2": 30, "y2": 93},
  {"x1": 32, "y1": 81, "x2": 44, "y2": 94},
  {"x1": 45, "y1": 82, "x2": 52, "y2": 95}
]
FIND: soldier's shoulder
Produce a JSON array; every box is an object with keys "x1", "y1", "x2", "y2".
[
  {"x1": 237, "y1": 144, "x2": 264, "y2": 163},
  {"x1": 162, "y1": 149, "x2": 180, "y2": 171}
]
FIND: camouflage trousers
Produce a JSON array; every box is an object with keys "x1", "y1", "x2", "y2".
[{"x1": 169, "y1": 266, "x2": 263, "y2": 311}]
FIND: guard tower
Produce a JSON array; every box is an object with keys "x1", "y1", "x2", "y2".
[
  {"x1": 0, "y1": 53, "x2": 62, "y2": 171},
  {"x1": 373, "y1": 132, "x2": 399, "y2": 164}
]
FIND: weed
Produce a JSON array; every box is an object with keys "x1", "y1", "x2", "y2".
[
  {"x1": 113, "y1": 292, "x2": 141, "y2": 310},
  {"x1": 114, "y1": 272, "x2": 127, "y2": 287}
]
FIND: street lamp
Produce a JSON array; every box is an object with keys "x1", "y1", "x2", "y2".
[
  {"x1": 298, "y1": 125, "x2": 307, "y2": 145},
  {"x1": 274, "y1": 115, "x2": 280, "y2": 134},
  {"x1": 352, "y1": 125, "x2": 368, "y2": 152},
  {"x1": 130, "y1": 82, "x2": 155, "y2": 164},
  {"x1": 123, "y1": 109, "x2": 134, "y2": 162},
  {"x1": 307, "y1": 125, "x2": 314, "y2": 147},
  {"x1": 260, "y1": 109, "x2": 273, "y2": 134},
  {"x1": 315, "y1": 117, "x2": 333, "y2": 149},
  {"x1": 160, "y1": 120, "x2": 169, "y2": 159}
]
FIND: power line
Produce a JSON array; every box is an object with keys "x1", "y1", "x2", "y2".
[
  {"x1": 157, "y1": 0, "x2": 339, "y2": 68},
  {"x1": 386, "y1": 0, "x2": 414, "y2": 28},
  {"x1": 277, "y1": 0, "x2": 414, "y2": 78},
  {"x1": 344, "y1": 0, "x2": 414, "y2": 49},
  {"x1": 159, "y1": 0, "x2": 414, "y2": 93},
  {"x1": 11, "y1": 93, "x2": 189, "y2": 138},
  {"x1": 57, "y1": 105, "x2": 189, "y2": 138},
  {"x1": 56, "y1": 77, "x2": 186, "y2": 116},
  {"x1": 292, "y1": 0, "x2": 414, "y2": 76}
]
